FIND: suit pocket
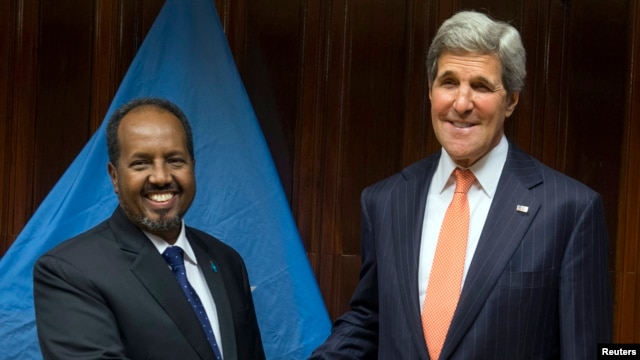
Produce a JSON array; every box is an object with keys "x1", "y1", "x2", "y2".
[{"x1": 497, "y1": 270, "x2": 555, "y2": 288}]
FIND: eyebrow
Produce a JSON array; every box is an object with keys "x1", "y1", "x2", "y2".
[
  {"x1": 436, "y1": 70, "x2": 456, "y2": 79},
  {"x1": 128, "y1": 150, "x2": 188, "y2": 159}
]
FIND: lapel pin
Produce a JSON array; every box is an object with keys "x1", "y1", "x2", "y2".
[
  {"x1": 516, "y1": 205, "x2": 529, "y2": 213},
  {"x1": 210, "y1": 261, "x2": 218, "y2": 272}
]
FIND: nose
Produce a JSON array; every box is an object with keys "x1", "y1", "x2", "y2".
[
  {"x1": 149, "y1": 163, "x2": 172, "y2": 185},
  {"x1": 452, "y1": 85, "x2": 474, "y2": 115}
]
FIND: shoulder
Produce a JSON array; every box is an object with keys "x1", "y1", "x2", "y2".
[
  {"x1": 37, "y1": 219, "x2": 114, "y2": 263},
  {"x1": 32, "y1": 218, "x2": 128, "y2": 289},
  {"x1": 363, "y1": 152, "x2": 440, "y2": 196},
  {"x1": 506, "y1": 143, "x2": 601, "y2": 200}
]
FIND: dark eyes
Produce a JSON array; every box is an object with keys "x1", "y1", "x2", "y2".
[
  {"x1": 167, "y1": 158, "x2": 187, "y2": 167},
  {"x1": 130, "y1": 160, "x2": 149, "y2": 170},
  {"x1": 129, "y1": 158, "x2": 187, "y2": 170}
]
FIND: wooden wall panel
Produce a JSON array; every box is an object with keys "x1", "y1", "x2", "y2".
[
  {"x1": 512, "y1": 0, "x2": 566, "y2": 163},
  {"x1": 90, "y1": 0, "x2": 165, "y2": 132},
  {"x1": 0, "y1": 0, "x2": 6, "y2": 254},
  {"x1": 615, "y1": 0, "x2": 640, "y2": 343},
  {"x1": 1, "y1": 0, "x2": 39, "y2": 257},
  {"x1": 343, "y1": 0, "x2": 408, "y2": 252},
  {"x1": 0, "y1": 0, "x2": 163, "y2": 257},
  {"x1": 33, "y1": 1, "x2": 94, "y2": 208},
  {"x1": 297, "y1": 0, "x2": 350, "y2": 316},
  {"x1": 242, "y1": 0, "x2": 301, "y2": 202},
  {"x1": 213, "y1": 0, "x2": 247, "y2": 68},
  {"x1": 401, "y1": 0, "x2": 434, "y2": 165},
  {"x1": 335, "y1": 0, "x2": 415, "y2": 313},
  {"x1": 561, "y1": 0, "x2": 628, "y2": 270},
  {"x1": 294, "y1": 0, "x2": 331, "y2": 280},
  {"x1": 91, "y1": 0, "x2": 121, "y2": 132}
]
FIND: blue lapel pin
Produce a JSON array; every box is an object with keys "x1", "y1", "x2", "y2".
[{"x1": 210, "y1": 261, "x2": 218, "y2": 273}]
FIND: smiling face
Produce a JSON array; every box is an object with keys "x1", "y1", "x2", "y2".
[
  {"x1": 108, "y1": 106, "x2": 196, "y2": 243},
  {"x1": 429, "y1": 51, "x2": 519, "y2": 168}
]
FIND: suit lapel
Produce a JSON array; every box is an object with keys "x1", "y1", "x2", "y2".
[
  {"x1": 109, "y1": 208, "x2": 214, "y2": 360},
  {"x1": 440, "y1": 145, "x2": 543, "y2": 359},
  {"x1": 393, "y1": 154, "x2": 439, "y2": 358},
  {"x1": 188, "y1": 230, "x2": 238, "y2": 360}
]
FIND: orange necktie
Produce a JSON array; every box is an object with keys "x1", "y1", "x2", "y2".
[{"x1": 421, "y1": 168, "x2": 476, "y2": 360}]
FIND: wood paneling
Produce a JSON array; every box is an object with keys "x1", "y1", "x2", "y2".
[
  {"x1": 0, "y1": 0, "x2": 163, "y2": 257},
  {"x1": 1, "y1": 0, "x2": 40, "y2": 256},
  {"x1": 615, "y1": 0, "x2": 640, "y2": 343},
  {"x1": 561, "y1": 0, "x2": 628, "y2": 274},
  {"x1": 1, "y1": 0, "x2": 638, "y2": 344},
  {"x1": 294, "y1": 0, "x2": 330, "y2": 275},
  {"x1": 34, "y1": 1, "x2": 94, "y2": 208},
  {"x1": 90, "y1": 0, "x2": 163, "y2": 132}
]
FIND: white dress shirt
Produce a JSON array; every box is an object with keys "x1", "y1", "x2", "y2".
[
  {"x1": 146, "y1": 223, "x2": 224, "y2": 358},
  {"x1": 418, "y1": 135, "x2": 508, "y2": 306}
]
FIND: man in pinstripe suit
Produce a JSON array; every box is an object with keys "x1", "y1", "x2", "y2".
[{"x1": 310, "y1": 10, "x2": 612, "y2": 360}]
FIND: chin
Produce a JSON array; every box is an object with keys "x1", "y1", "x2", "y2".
[{"x1": 140, "y1": 216, "x2": 182, "y2": 233}]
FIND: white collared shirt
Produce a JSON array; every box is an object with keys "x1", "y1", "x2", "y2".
[
  {"x1": 145, "y1": 223, "x2": 224, "y2": 358},
  {"x1": 418, "y1": 135, "x2": 508, "y2": 306}
]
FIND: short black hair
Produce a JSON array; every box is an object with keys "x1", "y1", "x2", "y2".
[{"x1": 106, "y1": 97, "x2": 195, "y2": 165}]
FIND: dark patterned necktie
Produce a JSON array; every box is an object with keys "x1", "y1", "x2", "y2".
[{"x1": 163, "y1": 246, "x2": 223, "y2": 360}]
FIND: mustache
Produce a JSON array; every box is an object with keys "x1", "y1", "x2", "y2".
[{"x1": 142, "y1": 183, "x2": 180, "y2": 193}]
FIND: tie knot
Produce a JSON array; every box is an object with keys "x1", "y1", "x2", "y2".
[
  {"x1": 162, "y1": 246, "x2": 185, "y2": 269},
  {"x1": 453, "y1": 168, "x2": 475, "y2": 194}
]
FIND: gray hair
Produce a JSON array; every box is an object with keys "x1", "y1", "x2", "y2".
[{"x1": 426, "y1": 11, "x2": 526, "y2": 94}]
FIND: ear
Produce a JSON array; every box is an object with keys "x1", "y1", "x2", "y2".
[
  {"x1": 107, "y1": 162, "x2": 119, "y2": 193},
  {"x1": 505, "y1": 91, "x2": 520, "y2": 117}
]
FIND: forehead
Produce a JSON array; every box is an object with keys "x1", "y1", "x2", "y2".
[
  {"x1": 119, "y1": 107, "x2": 183, "y2": 134},
  {"x1": 118, "y1": 107, "x2": 187, "y2": 147},
  {"x1": 436, "y1": 51, "x2": 503, "y2": 79}
]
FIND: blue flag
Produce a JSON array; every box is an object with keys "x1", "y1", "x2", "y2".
[{"x1": 0, "y1": 0, "x2": 330, "y2": 358}]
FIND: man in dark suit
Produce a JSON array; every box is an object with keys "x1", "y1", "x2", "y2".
[
  {"x1": 33, "y1": 98, "x2": 265, "y2": 359},
  {"x1": 311, "y1": 10, "x2": 612, "y2": 360}
]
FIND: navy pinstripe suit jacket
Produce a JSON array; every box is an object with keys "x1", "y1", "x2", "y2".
[{"x1": 311, "y1": 143, "x2": 612, "y2": 359}]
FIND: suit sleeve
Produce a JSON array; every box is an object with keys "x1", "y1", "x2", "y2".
[
  {"x1": 559, "y1": 192, "x2": 613, "y2": 358},
  {"x1": 33, "y1": 254, "x2": 129, "y2": 360},
  {"x1": 236, "y1": 254, "x2": 266, "y2": 360},
  {"x1": 310, "y1": 190, "x2": 379, "y2": 359}
]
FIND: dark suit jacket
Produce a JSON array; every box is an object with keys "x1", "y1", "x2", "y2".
[
  {"x1": 34, "y1": 207, "x2": 265, "y2": 360},
  {"x1": 311, "y1": 143, "x2": 612, "y2": 359}
]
